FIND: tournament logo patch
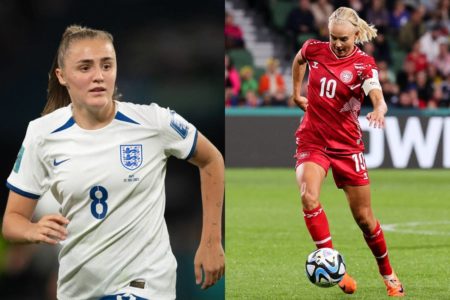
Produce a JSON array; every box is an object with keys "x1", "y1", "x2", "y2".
[
  {"x1": 13, "y1": 145, "x2": 25, "y2": 173},
  {"x1": 340, "y1": 70, "x2": 353, "y2": 83},
  {"x1": 170, "y1": 110, "x2": 189, "y2": 139},
  {"x1": 120, "y1": 144, "x2": 143, "y2": 170}
]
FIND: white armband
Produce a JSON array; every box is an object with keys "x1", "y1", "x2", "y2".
[{"x1": 362, "y1": 69, "x2": 382, "y2": 96}]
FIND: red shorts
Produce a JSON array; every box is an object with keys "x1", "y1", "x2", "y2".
[{"x1": 295, "y1": 142, "x2": 370, "y2": 188}]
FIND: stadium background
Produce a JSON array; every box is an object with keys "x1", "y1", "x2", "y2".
[
  {"x1": 226, "y1": 0, "x2": 449, "y2": 169},
  {"x1": 0, "y1": 0, "x2": 224, "y2": 299},
  {"x1": 226, "y1": 0, "x2": 450, "y2": 299}
]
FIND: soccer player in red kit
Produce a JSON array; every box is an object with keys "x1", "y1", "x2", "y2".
[{"x1": 291, "y1": 7, "x2": 404, "y2": 297}]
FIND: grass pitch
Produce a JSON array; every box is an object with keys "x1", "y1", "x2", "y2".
[{"x1": 226, "y1": 169, "x2": 450, "y2": 299}]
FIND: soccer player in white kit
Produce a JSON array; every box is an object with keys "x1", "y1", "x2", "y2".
[{"x1": 2, "y1": 25, "x2": 225, "y2": 300}]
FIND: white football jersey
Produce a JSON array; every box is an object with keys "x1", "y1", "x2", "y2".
[{"x1": 7, "y1": 101, "x2": 198, "y2": 300}]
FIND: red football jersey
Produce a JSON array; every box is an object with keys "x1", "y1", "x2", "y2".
[{"x1": 296, "y1": 39, "x2": 379, "y2": 152}]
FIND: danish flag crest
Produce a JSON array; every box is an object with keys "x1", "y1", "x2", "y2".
[{"x1": 340, "y1": 70, "x2": 353, "y2": 83}]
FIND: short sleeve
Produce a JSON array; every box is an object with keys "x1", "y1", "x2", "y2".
[
  {"x1": 6, "y1": 123, "x2": 49, "y2": 199},
  {"x1": 157, "y1": 107, "x2": 198, "y2": 160},
  {"x1": 300, "y1": 39, "x2": 314, "y2": 61},
  {"x1": 360, "y1": 57, "x2": 379, "y2": 81},
  {"x1": 360, "y1": 57, "x2": 382, "y2": 95}
]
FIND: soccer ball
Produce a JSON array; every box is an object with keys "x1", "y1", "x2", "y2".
[{"x1": 305, "y1": 248, "x2": 346, "y2": 287}]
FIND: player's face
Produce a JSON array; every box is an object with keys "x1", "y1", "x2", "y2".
[
  {"x1": 329, "y1": 22, "x2": 358, "y2": 58},
  {"x1": 56, "y1": 38, "x2": 117, "y2": 110}
]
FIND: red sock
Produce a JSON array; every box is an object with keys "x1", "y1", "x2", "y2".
[
  {"x1": 364, "y1": 222, "x2": 393, "y2": 276},
  {"x1": 303, "y1": 204, "x2": 333, "y2": 249}
]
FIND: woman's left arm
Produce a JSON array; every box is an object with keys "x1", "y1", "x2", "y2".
[
  {"x1": 366, "y1": 88, "x2": 388, "y2": 128},
  {"x1": 188, "y1": 132, "x2": 225, "y2": 290}
]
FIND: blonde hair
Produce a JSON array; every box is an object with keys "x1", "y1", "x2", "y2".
[
  {"x1": 328, "y1": 7, "x2": 377, "y2": 44},
  {"x1": 240, "y1": 65, "x2": 254, "y2": 77},
  {"x1": 266, "y1": 57, "x2": 280, "y2": 67},
  {"x1": 42, "y1": 25, "x2": 119, "y2": 115}
]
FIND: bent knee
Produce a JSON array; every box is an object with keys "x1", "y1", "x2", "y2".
[{"x1": 300, "y1": 186, "x2": 320, "y2": 210}]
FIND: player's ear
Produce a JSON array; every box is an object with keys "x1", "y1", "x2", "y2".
[{"x1": 55, "y1": 68, "x2": 67, "y2": 86}]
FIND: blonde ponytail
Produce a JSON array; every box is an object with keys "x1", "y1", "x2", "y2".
[
  {"x1": 355, "y1": 16, "x2": 378, "y2": 43},
  {"x1": 328, "y1": 7, "x2": 377, "y2": 44}
]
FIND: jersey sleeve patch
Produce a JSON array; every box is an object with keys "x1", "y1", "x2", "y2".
[
  {"x1": 170, "y1": 111, "x2": 189, "y2": 139},
  {"x1": 13, "y1": 145, "x2": 25, "y2": 173}
]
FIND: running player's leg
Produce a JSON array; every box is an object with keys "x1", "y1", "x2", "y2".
[
  {"x1": 329, "y1": 151, "x2": 374, "y2": 295},
  {"x1": 343, "y1": 185, "x2": 404, "y2": 297},
  {"x1": 296, "y1": 161, "x2": 332, "y2": 249},
  {"x1": 296, "y1": 148, "x2": 356, "y2": 294}
]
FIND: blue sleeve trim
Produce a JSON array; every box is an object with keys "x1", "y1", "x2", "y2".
[
  {"x1": 115, "y1": 111, "x2": 140, "y2": 125},
  {"x1": 6, "y1": 181, "x2": 40, "y2": 200},
  {"x1": 185, "y1": 129, "x2": 198, "y2": 160},
  {"x1": 51, "y1": 117, "x2": 75, "y2": 133},
  {"x1": 100, "y1": 294, "x2": 148, "y2": 300}
]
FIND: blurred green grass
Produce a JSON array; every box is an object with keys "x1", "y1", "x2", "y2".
[{"x1": 226, "y1": 169, "x2": 450, "y2": 299}]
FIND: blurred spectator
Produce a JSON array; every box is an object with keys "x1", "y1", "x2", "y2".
[
  {"x1": 379, "y1": 60, "x2": 397, "y2": 83},
  {"x1": 245, "y1": 0, "x2": 272, "y2": 26},
  {"x1": 245, "y1": 91, "x2": 261, "y2": 107},
  {"x1": 435, "y1": 0, "x2": 449, "y2": 29},
  {"x1": 425, "y1": 11, "x2": 447, "y2": 34},
  {"x1": 415, "y1": 70, "x2": 436, "y2": 107},
  {"x1": 348, "y1": 0, "x2": 366, "y2": 17},
  {"x1": 432, "y1": 40, "x2": 450, "y2": 77},
  {"x1": 311, "y1": 0, "x2": 334, "y2": 39},
  {"x1": 232, "y1": 0, "x2": 449, "y2": 111},
  {"x1": 225, "y1": 54, "x2": 241, "y2": 107},
  {"x1": 419, "y1": 0, "x2": 440, "y2": 13},
  {"x1": 397, "y1": 88, "x2": 420, "y2": 108},
  {"x1": 435, "y1": 74, "x2": 450, "y2": 107},
  {"x1": 399, "y1": 7, "x2": 426, "y2": 51},
  {"x1": 258, "y1": 58, "x2": 288, "y2": 106},
  {"x1": 406, "y1": 41, "x2": 428, "y2": 72},
  {"x1": 378, "y1": 60, "x2": 400, "y2": 106},
  {"x1": 225, "y1": 11, "x2": 245, "y2": 49},
  {"x1": 389, "y1": 0, "x2": 410, "y2": 36},
  {"x1": 239, "y1": 66, "x2": 260, "y2": 106},
  {"x1": 225, "y1": 77, "x2": 234, "y2": 107},
  {"x1": 419, "y1": 24, "x2": 447, "y2": 62},
  {"x1": 362, "y1": 42, "x2": 376, "y2": 57},
  {"x1": 427, "y1": 64, "x2": 442, "y2": 83},
  {"x1": 373, "y1": 26, "x2": 392, "y2": 63},
  {"x1": 366, "y1": 0, "x2": 390, "y2": 28},
  {"x1": 397, "y1": 59, "x2": 417, "y2": 91},
  {"x1": 285, "y1": 0, "x2": 318, "y2": 55}
]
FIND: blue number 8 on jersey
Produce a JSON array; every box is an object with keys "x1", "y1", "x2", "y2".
[{"x1": 90, "y1": 185, "x2": 108, "y2": 219}]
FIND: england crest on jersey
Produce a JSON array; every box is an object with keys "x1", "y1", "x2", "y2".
[{"x1": 120, "y1": 144, "x2": 143, "y2": 170}]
